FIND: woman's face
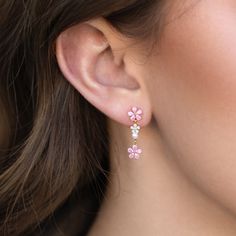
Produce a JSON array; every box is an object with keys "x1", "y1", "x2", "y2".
[{"x1": 144, "y1": 0, "x2": 236, "y2": 214}]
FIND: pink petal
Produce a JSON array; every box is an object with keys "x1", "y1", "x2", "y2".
[
  {"x1": 136, "y1": 109, "x2": 143, "y2": 115},
  {"x1": 137, "y1": 148, "x2": 142, "y2": 154},
  {"x1": 132, "y1": 145, "x2": 138, "y2": 151},
  {"x1": 132, "y1": 107, "x2": 138, "y2": 113},
  {"x1": 128, "y1": 111, "x2": 134, "y2": 117},
  {"x1": 129, "y1": 153, "x2": 134, "y2": 159},
  {"x1": 136, "y1": 115, "x2": 142, "y2": 121},
  {"x1": 130, "y1": 115, "x2": 136, "y2": 121},
  {"x1": 128, "y1": 147, "x2": 133, "y2": 153},
  {"x1": 134, "y1": 153, "x2": 140, "y2": 159}
]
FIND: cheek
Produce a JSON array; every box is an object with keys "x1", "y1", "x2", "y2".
[{"x1": 149, "y1": 1, "x2": 236, "y2": 213}]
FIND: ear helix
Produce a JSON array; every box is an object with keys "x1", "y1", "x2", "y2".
[{"x1": 127, "y1": 106, "x2": 143, "y2": 160}]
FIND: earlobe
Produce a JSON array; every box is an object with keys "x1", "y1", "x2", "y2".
[{"x1": 55, "y1": 18, "x2": 152, "y2": 127}]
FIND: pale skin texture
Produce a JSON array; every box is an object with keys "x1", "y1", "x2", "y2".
[{"x1": 55, "y1": 0, "x2": 236, "y2": 235}]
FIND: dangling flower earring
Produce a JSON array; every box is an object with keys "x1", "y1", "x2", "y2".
[{"x1": 127, "y1": 106, "x2": 143, "y2": 160}]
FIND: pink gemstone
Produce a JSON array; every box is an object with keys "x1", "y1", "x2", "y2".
[
  {"x1": 129, "y1": 153, "x2": 134, "y2": 159},
  {"x1": 131, "y1": 116, "x2": 136, "y2": 121},
  {"x1": 137, "y1": 109, "x2": 143, "y2": 115},
  {"x1": 128, "y1": 147, "x2": 133, "y2": 153},
  {"x1": 128, "y1": 107, "x2": 143, "y2": 122},
  {"x1": 127, "y1": 144, "x2": 142, "y2": 159},
  {"x1": 136, "y1": 115, "x2": 142, "y2": 121},
  {"x1": 137, "y1": 148, "x2": 142, "y2": 154},
  {"x1": 128, "y1": 111, "x2": 133, "y2": 116}
]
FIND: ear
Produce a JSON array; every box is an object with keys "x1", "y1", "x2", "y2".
[{"x1": 55, "y1": 17, "x2": 152, "y2": 126}]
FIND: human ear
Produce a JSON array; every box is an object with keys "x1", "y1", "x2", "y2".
[{"x1": 55, "y1": 17, "x2": 152, "y2": 126}]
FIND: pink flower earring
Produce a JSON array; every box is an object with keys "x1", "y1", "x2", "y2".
[{"x1": 127, "y1": 106, "x2": 143, "y2": 160}]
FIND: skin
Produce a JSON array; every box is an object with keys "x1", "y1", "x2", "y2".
[{"x1": 55, "y1": 0, "x2": 236, "y2": 235}]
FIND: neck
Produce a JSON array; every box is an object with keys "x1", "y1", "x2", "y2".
[{"x1": 88, "y1": 119, "x2": 236, "y2": 236}]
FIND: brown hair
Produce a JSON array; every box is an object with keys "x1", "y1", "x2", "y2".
[{"x1": 0, "y1": 0, "x2": 165, "y2": 235}]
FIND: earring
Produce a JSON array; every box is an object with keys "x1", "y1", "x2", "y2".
[{"x1": 127, "y1": 106, "x2": 143, "y2": 160}]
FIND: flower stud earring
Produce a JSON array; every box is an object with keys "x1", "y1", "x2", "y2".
[{"x1": 127, "y1": 106, "x2": 143, "y2": 160}]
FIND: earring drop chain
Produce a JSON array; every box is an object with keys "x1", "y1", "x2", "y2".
[{"x1": 127, "y1": 106, "x2": 143, "y2": 160}]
